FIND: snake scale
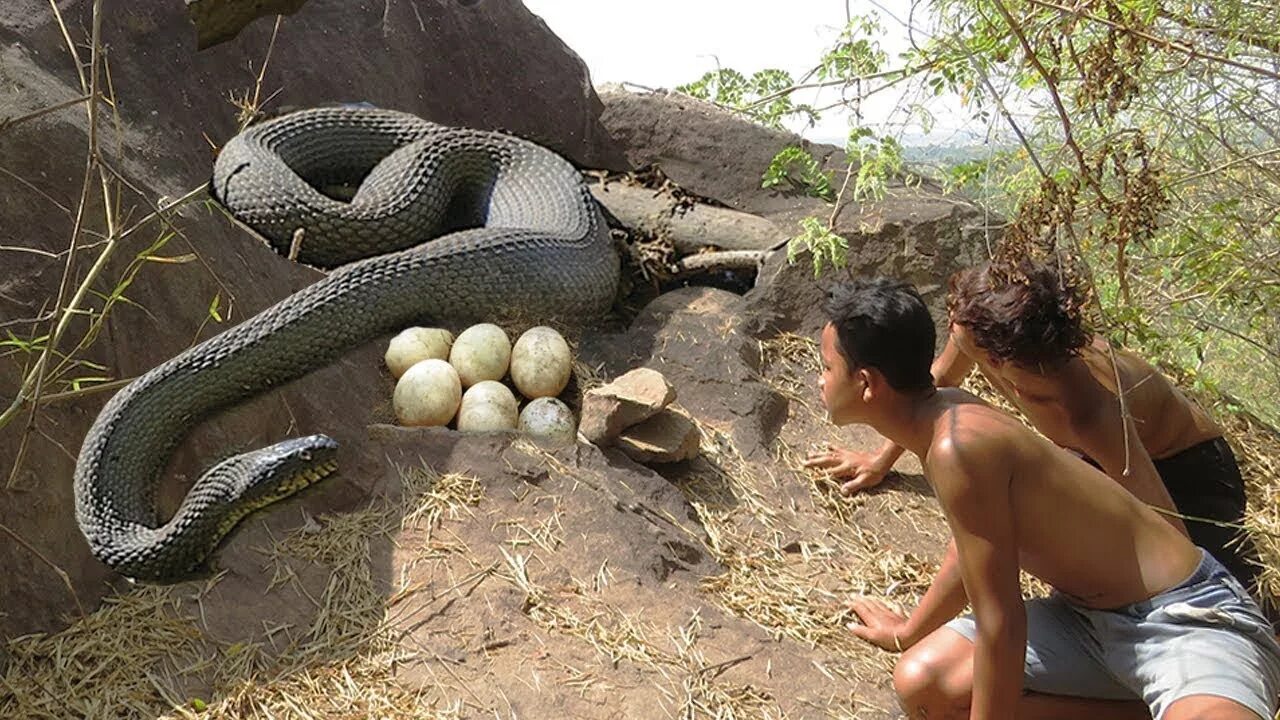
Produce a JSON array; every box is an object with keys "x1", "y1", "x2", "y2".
[{"x1": 74, "y1": 107, "x2": 620, "y2": 581}]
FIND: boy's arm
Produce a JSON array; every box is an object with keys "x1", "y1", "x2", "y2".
[
  {"x1": 812, "y1": 336, "x2": 979, "y2": 494},
  {"x1": 1065, "y1": 383, "x2": 1188, "y2": 535},
  {"x1": 847, "y1": 539, "x2": 969, "y2": 651},
  {"x1": 901, "y1": 539, "x2": 968, "y2": 645},
  {"x1": 930, "y1": 438, "x2": 1025, "y2": 720},
  {"x1": 932, "y1": 333, "x2": 980, "y2": 388}
]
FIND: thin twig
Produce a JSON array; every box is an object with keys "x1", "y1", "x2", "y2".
[
  {"x1": 0, "y1": 94, "x2": 94, "y2": 136},
  {"x1": 35, "y1": 377, "x2": 134, "y2": 404},
  {"x1": 6, "y1": 0, "x2": 106, "y2": 488},
  {"x1": 948, "y1": 36, "x2": 1050, "y2": 180},
  {"x1": 0, "y1": 522, "x2": 86, "y2": 618},
  {"x1": 1026, "y1": 0, "x2": 1280, "y2": 81},
  {"x1": 1105, "y1": 341, "x2": 1133, "y2": 476},
  {"x1": 737, "y1": 65, "x2": 929, "y2": 113},
  {"x1": 1170, "y1": 148, "x2": 1280, "y2": 186},
  {"x1": 989, "y1": 0, "x2": 1103, "y2": 198},
  {"x1": 0, "y1": 183, "x2": 208, "y2": 430}
]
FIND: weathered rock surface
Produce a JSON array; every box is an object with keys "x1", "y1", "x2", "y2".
[
  {"x1": 616, "y1": 406, "x2": 701, "y2": 464},
  {"x1": 578, "y1": 367, "x2": 676, "y2": 444},
  {"x1": 580, "y1": 287, "x2": 790, "y2": 461},
  {"x1": 598, "y1": 88, "x2": 990, "y2": 343},
  {"x1": 0, "y1": 0, "x2": 626, "y2": 643},
  {"x1": 185, "y1": 0, "x2": 309, "y2": 49}
]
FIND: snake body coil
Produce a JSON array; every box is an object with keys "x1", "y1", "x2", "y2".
[{"x1": 74, "y1": 108, "x2": 619, "y2": 581}]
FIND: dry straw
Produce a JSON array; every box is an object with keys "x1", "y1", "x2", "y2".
[{"x1": 3, "y1": 332, "x2": 1274, "y2": 720}]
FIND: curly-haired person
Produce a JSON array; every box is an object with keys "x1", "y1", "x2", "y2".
[
  {"x1": 806, "y1": 260, "x2": 1273, "y2": 627},
  {"x1": 815, "y1": 278, "x2": 1279, "y2": 720}
]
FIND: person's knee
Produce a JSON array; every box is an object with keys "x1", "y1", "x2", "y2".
[
  {"x1": 1162, "y1": 694, "x2": 1265, "y2": 720},
  {"x1": 892, "y1": 640, "x2": 970, "y2": 710}
]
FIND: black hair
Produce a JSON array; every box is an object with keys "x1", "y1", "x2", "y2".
[{"x1": 824, "y1": 278, "x2": 936, "y2": 393}]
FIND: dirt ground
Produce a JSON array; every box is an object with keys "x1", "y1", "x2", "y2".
[
  {"x1": 4, "y1": 288, "x2": 1279, "y2": 720},
  {"x1": 0, "y1": 286, "x2": 957, "y2": 719}
]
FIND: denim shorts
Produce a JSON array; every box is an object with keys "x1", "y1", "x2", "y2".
[{"x1": 947, "y1": 550, "x2": 1280, "y2": 719}]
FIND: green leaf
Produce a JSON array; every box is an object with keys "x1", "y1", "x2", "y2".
[
  {"x1": 208, "y1": 293, "x2": 224, "y2": 323},
  {"x1": 786, "y1": 217, "x2": 849, "y2": 278},
  {"x1": 762, "y1": 146, "x2": 836, "y2": 201}
]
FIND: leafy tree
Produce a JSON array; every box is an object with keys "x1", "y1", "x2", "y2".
[{"x1": 680, "y1": 0, "x2": 1280, "y2": 423}]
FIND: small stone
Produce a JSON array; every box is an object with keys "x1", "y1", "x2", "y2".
[
  {"x1": 579, "y1": 367, "x2": 676, "y2": 444},
  {"x1": 615, "y1": 407, "x2": 700, "y2": 464}
]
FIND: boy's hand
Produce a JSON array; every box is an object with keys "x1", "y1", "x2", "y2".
[
  {"x1": 802, "y1": 444, "x2": 893, "y2": 495},
  {"x1": 844, "y1": 597, "x2": 913, "y2": 652}
]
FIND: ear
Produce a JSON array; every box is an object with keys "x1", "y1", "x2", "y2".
[{"x1": 857, "y1": 367, "x2": 875, "y2": 402}]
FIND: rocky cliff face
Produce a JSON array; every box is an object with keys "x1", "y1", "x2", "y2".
[
  {"x1": 0, "y1": 0, "x2": 627, "y2": 643},
  {"x1": 597, "y1": 88, "x2": 989, "y2": 345}
]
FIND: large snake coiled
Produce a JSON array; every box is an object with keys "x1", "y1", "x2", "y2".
[{"x1": 74, "y1": 107, "x2": 620, "y2": 581}]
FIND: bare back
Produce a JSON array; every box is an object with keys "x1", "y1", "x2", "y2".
[{"x1": 925, "y1": 390, "x2": 1200, "y2": 608}]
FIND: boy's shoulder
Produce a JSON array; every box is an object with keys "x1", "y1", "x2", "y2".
[{"x1": 925, "y1": 395, "x2": 1029, "y2": 483}]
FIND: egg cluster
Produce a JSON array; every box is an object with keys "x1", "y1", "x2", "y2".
[{"x1": 385, "y1": 324, "x2": 577, "y2": 442}]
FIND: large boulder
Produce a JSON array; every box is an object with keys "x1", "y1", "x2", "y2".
[
  {"x1": 0, "y1": 0, "x2": 627, "y2": 643},
  {"x1": 185, "y1": 0, "x2": 310, "y2": 49},
  {"x1": 598, "y1": 88, "x2": 990, "y2": 343}
]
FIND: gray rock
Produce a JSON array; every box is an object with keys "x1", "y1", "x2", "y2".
[
  {"x1": 597, "y1": 87, "x2": 990, "y2": 346},
  {"x1": 0, "y1": 0, "x2": 626, "y2": 644},
  {"x1": 185, "y1": 0, "x2": 309, "y2": 49},
  {"x1": 578, "y1": 287, "x2": 789, "y2": 461}
]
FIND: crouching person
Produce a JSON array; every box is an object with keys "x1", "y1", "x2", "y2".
[{"x1": 817, "y1": 278, "x2": 1280, "y2": 720}]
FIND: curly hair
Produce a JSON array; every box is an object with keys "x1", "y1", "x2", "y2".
[
  {"x1": 946, "y1": 260, "x2": 1090, "y2": 368},
  {"x1": 825, "y1": 278, "x2": 935, "y2": 393}
]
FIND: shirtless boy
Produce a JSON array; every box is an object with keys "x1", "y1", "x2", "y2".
[
  {"x1": 816, "y1": 278, "x2": 1279, "y2": 719},
  {"x1": 806, "y1": 260, "x2": 1267, "y2": 608}
]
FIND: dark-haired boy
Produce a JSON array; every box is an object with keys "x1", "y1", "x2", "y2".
[
  {"x1": 806, "y1": 261, "x2": 1267, "y2": 613},
  {"x1": 816, "y1": 278, "x2": 1279, "y2": 719}
]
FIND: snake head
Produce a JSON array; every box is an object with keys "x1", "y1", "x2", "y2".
[
  {"x1": 234, "y1": 434, "x2": 340, "y2": 507},
  {"x1": 116, "y1": 435, "x2": 341, "y2": 583}
]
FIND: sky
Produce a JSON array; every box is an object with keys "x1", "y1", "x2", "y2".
[{"x1": 521, "y1": 0, "x2": 979, "y2": 146}]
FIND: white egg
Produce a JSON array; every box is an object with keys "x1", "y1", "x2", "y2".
[
  {"x1": 518, "y1": 397, "x2": 577, "y2": 444},
  {"x1": 392, "y1": 359, "x2": 461, "y2": 427},
  {"x1": 456, "y1": 380, "x2": 519, "y2": 432},
  {"x1": 510, "y1": 326, "x2": 572, "y2": 399},
  {"x1": 448, "y1": 323, "x2": 512, "y2": 388},
  {"x1": 385, "y1": 327, "x2": 455, "y2": 378}
]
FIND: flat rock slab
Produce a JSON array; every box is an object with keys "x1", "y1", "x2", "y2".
[
  {"x1": 579, "y1": 367, "x2": 676, "y2": 444},
  {"x1": 616, "y1": 406, "x2": 701, "y2": 464}
]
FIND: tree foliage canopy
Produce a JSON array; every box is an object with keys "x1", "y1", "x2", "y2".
[{"x1": 681, "y1": 0, "x2": 1280, "y2": 423}]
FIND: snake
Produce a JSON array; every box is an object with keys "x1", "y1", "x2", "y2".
[{"x1": 73, "y1": 107, "x2": 620, "y2": 581}]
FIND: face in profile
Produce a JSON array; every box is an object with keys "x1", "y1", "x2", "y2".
[{"x1": 819, "y1": 323, "x2": 863, "y2": 425}]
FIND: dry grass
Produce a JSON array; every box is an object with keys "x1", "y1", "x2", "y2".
[
  {"x1": 1211, "y1": 410, "x2": 1280, "y2": 599},
  {"x1": 0, "y1": 467, "x2": 484, "y2": 719},
  {"x1": 0, "y1": 586, "x2": 207, "y2": 719},
  {"x1": 3, "y1": 332, "x2": 1275, "y2": 720},
  {"x1": 757, "y1": 331, "x2": 1280, "y2": 610},
  {"x1": 501, "y1": 439, "x2": 797, "y2": 718},
  {"x1": 504, "y1": 566, "x2": 781, "y2": 720}
]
